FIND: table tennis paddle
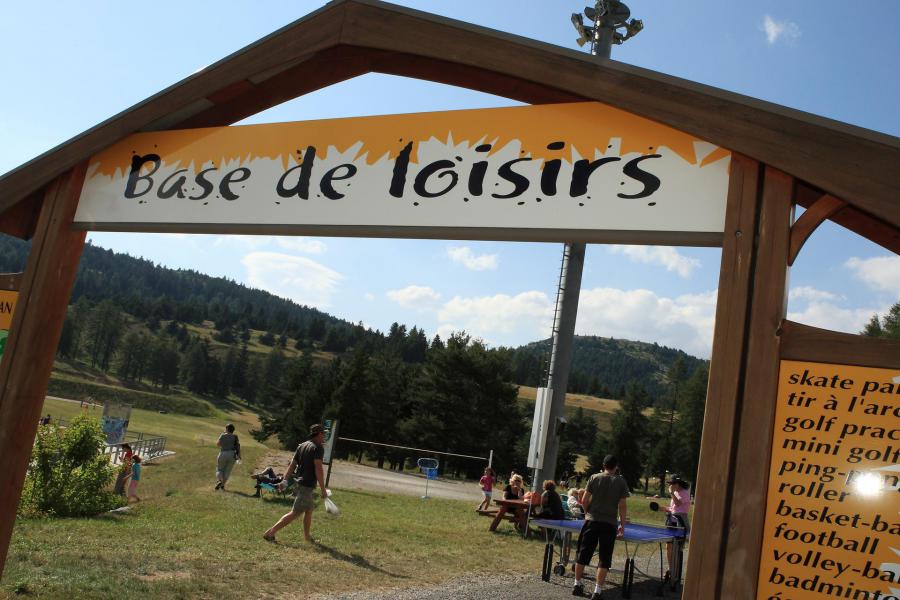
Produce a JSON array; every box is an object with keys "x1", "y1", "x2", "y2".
[{"x1": 649, "y1": 501, "x2": 660, "y2": 512}]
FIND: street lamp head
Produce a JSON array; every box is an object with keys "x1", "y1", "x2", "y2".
[
  {"x1": 613, "y1": 18, "x2": 643, "y2": 45},
  {"x1": 570, "y1": 13, "x2": 595, "y2": 47}
]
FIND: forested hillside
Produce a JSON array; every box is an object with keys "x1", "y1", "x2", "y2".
[
  {"x1": 0, "y1": 237, "x2": 364, "y2": 350},
  {"x1": 510, "y1": 335, "x2": 706, "y2": 402}
]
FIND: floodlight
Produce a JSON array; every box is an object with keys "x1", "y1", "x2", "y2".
[
  {"x1": 607, "y1": 1, "x2": 631, "y2": 25},
  {"x1": 613, "y1": 18, "x2": 643, "y2": 45},
  {"x1": 584, "y1": 6, "x2": 598, "y2": 20},
  {"x1": 571, "y1": 13, "x2": 595, "y2": 47}
]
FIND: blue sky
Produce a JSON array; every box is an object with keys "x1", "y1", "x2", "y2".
[{"x1": 2, "y1": 1, "x2": 898, "y2": 357}]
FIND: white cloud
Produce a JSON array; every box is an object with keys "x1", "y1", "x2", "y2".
[
  {"x1": 607, "y1": 245, "x2": 701, "y2": 278},
  {"x1": 386, "y1": 285, "x2": 442, "y2": 310},
  {"x1": 431, "y1": 287, "x2": 718, "y2": 354},
  {"x1": 789, "y1": 286, "x2": 840, "y2": 303},
  {"x1": 447, "y1": 246, "x2": 499, "y2": 271},
  {"x1": 788, "y1": 302, "x2": 890, "y2": 336},
  {"x1": 576, "y1": 288, "x2": 718, "y2": 357},
  {"x1": 214, "y1": 235, "x2": 271, "y2": 249},
  {"x1": 275, "y1": 237, "x2": 327, "y2": 254},
  {"x1": 762, "y1": 15, "x2": 801, "y2": 44},
  {"x1": 241, "y1": 251, "x2": 342, "y2": 308},
  {"x1": 436, "y1": 324, "x2": 459, "y2": 341},
  {"x1": 364, "y1": 292, "x2": 376, "y2": 301},
  {"x1": 845, "y1": 256, "x2": 900, "y2": 296},
  {"x1": 438, "y1": 291, "x2": 553, "y2": 339}
]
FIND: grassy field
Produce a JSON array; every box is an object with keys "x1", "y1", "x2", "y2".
[
  {"x1": 517, "y1": 385, "x2": 623, "y2": 433},
  {"x1": 2, "y1": 397, "x2": 683, "y2": 599},
  {"x1": 3, "y1": 398, "x2": 543, "y2": 599}
]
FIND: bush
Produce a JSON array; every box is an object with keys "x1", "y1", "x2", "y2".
[{"x1": 20, "y1": 415, "x2": 123, "y2": 517}]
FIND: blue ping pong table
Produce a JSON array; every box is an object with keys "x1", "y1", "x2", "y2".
[{"x1": 532, "y1": 519, "x2": 686, "y2": 598}]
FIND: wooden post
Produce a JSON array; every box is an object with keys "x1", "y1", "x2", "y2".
[
  {"x1": 721, "y1": 166, "x2": 794, "y2": 598},
  {"x1": 683, "y1": 153, "x2": 762, "y2": 597},
  {"x1": 0, "y1": 163, "x2": 87, "y2": 576},
  {"x1": 0, "y1": 273, "x2": 23, "y2": 292}
]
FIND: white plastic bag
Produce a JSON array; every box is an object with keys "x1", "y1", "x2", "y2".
[{"x1": 324, "y1": 497, "x2": 341, "y2": 516}]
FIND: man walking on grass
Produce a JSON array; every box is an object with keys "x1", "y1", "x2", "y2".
[
  {"x1": 263, "y1": 424, "x2": 328, "y2": 542},
  {"x1": 573, "y1": 455, "x2": 629, "y2": 599}
]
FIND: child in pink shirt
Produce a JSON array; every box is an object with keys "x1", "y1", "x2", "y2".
[
  {"x1": 664, "y1": 475, "x2": 692, "y2": 581},
  {"x1": 476, "y1": 467, "x2": 495, "y2": 511}
]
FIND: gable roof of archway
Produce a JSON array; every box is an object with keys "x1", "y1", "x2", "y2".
[{"x1": 1, "y1": 0, "x2": 897, "y2": 249}]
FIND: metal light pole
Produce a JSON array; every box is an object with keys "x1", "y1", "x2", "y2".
[{"x1": 532, "y1": 2, "x2": 642, "y2": 489}]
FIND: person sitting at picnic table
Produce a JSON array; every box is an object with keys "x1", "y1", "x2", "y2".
[
  {"x1": 663, "y1": 475, "x2": 692, "y2": 582},
  {"x1": 501, "y1": 474, "x2": 527, "y2": 530},
  {"x1": 250, "y1": 467, "x2": 284, "y2": 498},
  {"x1": 538, "y1": 480, "x2": 566, "y2": 520},
  {"x1": 567, "y1": 488, "x2": 586, "y2": 518},
  {"x1": 502, "y1": 474, "x2": 525, "y2": 499}
]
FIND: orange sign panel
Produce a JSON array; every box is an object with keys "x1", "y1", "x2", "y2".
[
  {"x1": 758, "y1": 360, "x2": 900, "y2": 599},
  {"x1": 0, "y1": 290, "x2": 17, "y2": 361}
]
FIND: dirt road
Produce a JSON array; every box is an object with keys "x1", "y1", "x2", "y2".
[{"x1": 258, "y1": 452, "x2": 481, "y2": 502}]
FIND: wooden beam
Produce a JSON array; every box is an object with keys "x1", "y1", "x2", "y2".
[
  {"x1": 368, "y1": 50, "x2": 585, "y2": 105},
  {"x1": 174, "y1": 45, "x2": 375, "y2": 129},
  {"x1": 0, "y1": 163, "x2": 87, "y2": 576},
  {"x1": 779, "y1": 319, "x2": 900, "y2": 369},
  {"x1": 788, "y1": 193, "x2": 846, "y2": 265},
  {"x1": 795, "y1": 183, "x2": 900, "y2": 255},
  {"x1": 0, "y1": 274, "x2": 22, "y2": 292},
  {"x1": 0, "y1": 191, "x2": 43, "y2": 240},
  {"x1": 721, "y1": 166, "x2": 794, "y2": 598},
  {"x1": 683, "y1": 153, "x2": 762, "y2": 598}
]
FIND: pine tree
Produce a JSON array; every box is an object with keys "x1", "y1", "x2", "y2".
[
  {"x1": 555, "y1": 406, "x2": 597, "y2": 477},
  {"x1": 672, "y1": 364, "x2": 709, "y2": 483},
  {"x1": 218, "y1": 346, "x2": 238, "y2": 398},
  {"x1": 241, "y1": 355, "x2": 264, "y2": 404},
  {"x1": 116, "y1": 330, "x2": 148, "y2": 382},
  {"x1": 180, "y1": 338, "x2": 209, "y2": 393},
  {"x1": 84, "y1": 300, "x2": 124, "y2": 371},
  {"x1": 605, "y1": 382, "x2": 650, "y2": 489},
  {"x1": 258, "y1": 347, "x2": 287, "y2": 407}
]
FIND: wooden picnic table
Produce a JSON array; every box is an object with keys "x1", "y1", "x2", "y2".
[{"x1": 488, "y1": 497, "x2": 531, "y2": 532}]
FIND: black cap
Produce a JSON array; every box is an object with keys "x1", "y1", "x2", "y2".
[{"x1": 666, "y1": 475, "x2": 690, "y2": 488}]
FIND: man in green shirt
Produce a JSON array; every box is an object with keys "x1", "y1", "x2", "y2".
[{"x1": 573, "y1": 455, "x2": 629, "y2": 599}]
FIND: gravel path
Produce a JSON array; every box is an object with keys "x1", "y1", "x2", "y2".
[{"x1": 307, "y1": 571, "x2": 681, "y2": 600}]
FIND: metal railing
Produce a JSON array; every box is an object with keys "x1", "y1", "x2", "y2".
[
  {"x1": 48, "y1": 416, "x2": 168, "y2": 463},
  {"x1": 106, "y1": 437, "x2": 168, "y2": 464}
]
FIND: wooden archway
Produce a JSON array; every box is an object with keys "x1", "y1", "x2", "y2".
[{"x1": 1, "y1": 2, "x2": 898, "y2": 597}]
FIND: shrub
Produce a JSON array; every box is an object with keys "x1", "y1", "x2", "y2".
[{"x1": 20, "y1": 415, "x2": 123, "y2": 517}]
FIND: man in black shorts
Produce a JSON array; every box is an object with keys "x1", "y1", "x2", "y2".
[
  {"x1": 573, "y1": 455, "x2": 629, "y2": 599},
  {"x1": 263, "y1": 424, "x2": 328, "y2": 542}
]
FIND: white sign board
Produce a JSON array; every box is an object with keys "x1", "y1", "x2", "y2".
[
  {"x1": 75, "y1": 103, "x2": 731, "y2": 245},
  {"x1": 527, "y1": 387, "x2": 553, "y2": 469}
]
